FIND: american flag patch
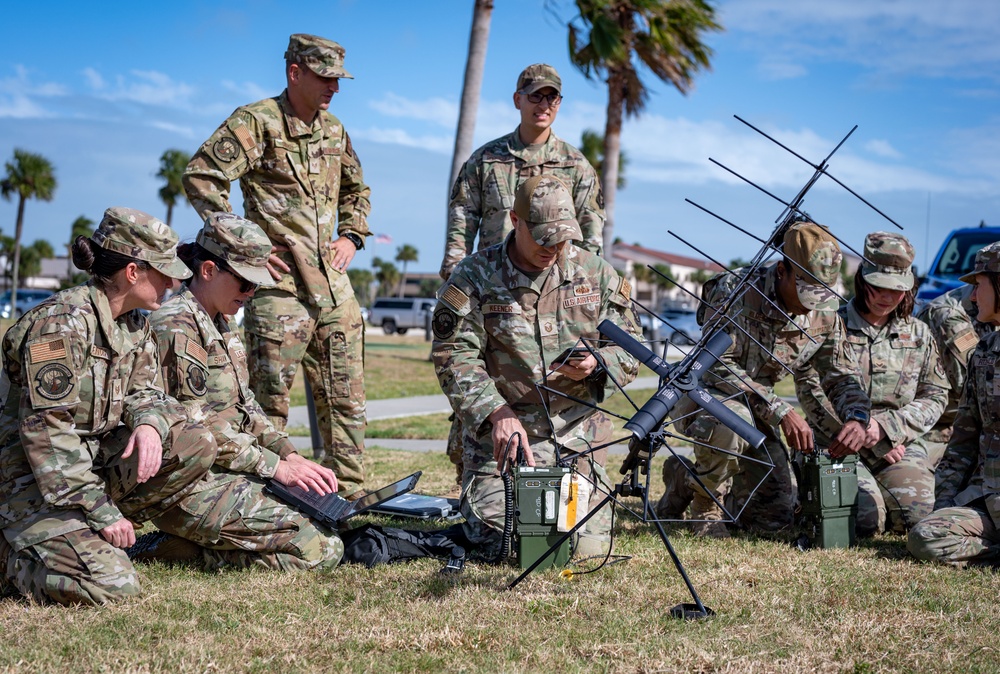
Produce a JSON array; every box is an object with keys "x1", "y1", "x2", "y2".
[
  {"x1": 233, "y1": 124, "x2": 256, "y2": 153},
  {"x1": 441, "y1": 285, "x2": 470, "y2": 312},
  {"x1": 955, "y1": 329, "x2": 978, "y2": 354},
  {"x1": 29, "y1": 338, "x2": 66, "y2": 363},
  {"x1": 618, "y1": 277, "x2": 631, "y2": 301},
  {"x1": 185, "y1": 339, "x2": 208, "y2": 365}
]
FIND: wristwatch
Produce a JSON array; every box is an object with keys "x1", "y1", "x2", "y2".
[
  {"x1": 847, "y1": 408, "x2": 870, "y2": 425},
  {"x1": 343, "y1": 232, "x2": 364, "y2": 250}
]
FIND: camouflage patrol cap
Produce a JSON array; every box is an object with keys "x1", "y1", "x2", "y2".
[
  {"x1": 782, "y1": 221, "x2": 843, "y2": 311},
  {"x1": 861, "y1": 231, "x2": 915, "y2": 291},
  {"x1": 513, "y1": 175, "x2": 582, "y2": 246},
  {"x1": 517, "y1": 64, "x2": 561, "y2": 95},
  {"x1": 196, "y1": 212, "x2": 276, "y2": 287},
  {"x1": 959, "y1": 241, "x2": 1000, "y2": 283},
  {"x1": 285, "y1": 33, "x2": 353, "y2": 79},
  {"x1": 92, "y1": 207, "x2": 191, "y2": 280}
]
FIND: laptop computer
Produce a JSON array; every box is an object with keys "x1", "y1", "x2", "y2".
[
  {"x1": 369, "y1": 493, "x2": 461, "y2": 520},
  {"x1": 265, "y1": 471, "x2": 422, "y2": 529}
]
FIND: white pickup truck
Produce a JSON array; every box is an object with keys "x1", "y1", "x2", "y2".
[{"x1": 369, "y1": 297, "x2": 437, "y2": 335}]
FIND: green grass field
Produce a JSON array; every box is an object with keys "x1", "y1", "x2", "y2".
[{"x1": 2, "y1": 446, "x2": 999, "y2": 673}]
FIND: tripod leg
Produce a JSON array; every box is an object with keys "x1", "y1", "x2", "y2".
[
  {"x1": 644, "y1": 499, "x2": 714, "y2": 619},
  {"x1": 506, "y1": 491, "x2": 614, "y2": 591}
]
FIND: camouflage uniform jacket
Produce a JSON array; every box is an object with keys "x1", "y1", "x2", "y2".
[
  {"x1": 441, "y1": 128, "x2": 604, "y2": 278},
  {"x1": 432, "y1": 239, "x2": 639, "y2": 447},
  {"x1": 150, "y1": 287, "x2": 297, "y2": 479},
  {"x1": 935, "y1": 330, "x2": 1000, "y2": 518},
  {"x1": 0, "y1": 284, "x2": 177, "y2": 549},
  {"x1": 796, "y1": 301, "x2": 950, "y2": 457},
  {"x1": 183, "y1": 90, "x2": 371, "y2": 308},
  {"x1": 697, "y1": 264, "x2": 855, "y2": 429},
  {"x1": 916, "y1": 285, "x2": 993, "y2": 428}
]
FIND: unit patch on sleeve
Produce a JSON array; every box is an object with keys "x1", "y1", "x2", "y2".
[
  {"x1": 432, "y1": 305, "x2": 458, "y2": 341},
  {"x1": 34, "y1": 363, "x2": 74, "y2": 401},
  {"x1": 186, "y1": 364, "x2": 208, "y2": 396}
]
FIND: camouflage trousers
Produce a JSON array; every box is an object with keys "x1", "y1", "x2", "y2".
[
  {"x1": 245, "y1": 289, "x2": 366, "y2": 491},
  {"x1": 2, "y1": 528, "x2": 140, "y2": 607},
  {"x1": 461, "y1": 434, "x2": 613, "y2": 559},
  {"x1": 446, "y1": 413, "x2": 465, "y2": 485},
  {"x1": 672, "y1": 395, "x2": 797, "y2": 531},
  {"x1": 152, "y1": 470, "x2": 343, "y2": 571},
  {"x1": 908, "y1": 504, "x2": 1000, "y2": 566},
  {"x1": 1, "y1": 417, "x2": 216, "y2": 605},
  {"x1": 856, "y1": 437, "x2": 940, "y2": 536}
]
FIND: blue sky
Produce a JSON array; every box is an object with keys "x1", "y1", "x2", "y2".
[{"x1": 1, "y1": 0, "x2": 998, "y2": 275}]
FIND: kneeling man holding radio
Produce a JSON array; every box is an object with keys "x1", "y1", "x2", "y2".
[{"x1": 431, "y1": 176, "x2": 641, "y2": 559}]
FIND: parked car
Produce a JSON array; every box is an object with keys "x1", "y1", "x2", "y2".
[
  {"x1": 916, "y1": 226, "x2": 1000, "y2": 309},
  {"x1": 639, "y1": 306, "x2": 702, "y2": 346},
  {"x1": 369, "y1": 297, "x2": 436, "y2": 335},
  {"x1": 0, "y1": 289, "x2": 55, "y2": 319}
]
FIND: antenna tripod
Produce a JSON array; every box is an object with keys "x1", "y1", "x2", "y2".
[{"x1": 506, "y1": 434, "x2": 715, "y2": 620}]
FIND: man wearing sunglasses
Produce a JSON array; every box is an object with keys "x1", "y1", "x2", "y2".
[{"x1": 439, "y1": 63, "x2": 606, "y2": 490}]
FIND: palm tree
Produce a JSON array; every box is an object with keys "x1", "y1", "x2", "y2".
[
  {"x1": 449, "y1": 0, "x2": 494, "y2": 204},
  {"x1": 372, "y1": 257, "x2": 401, "y2": 298},
  {"x1": 580, "y1": 129, "x2": 628, "y2": 189},
  {"x1": 156, "y1": 149, "x2": 191, "y2": 227},
  {"x1": 395, "y1": 244, "x2": 419, "y2": 297},
  {"x1": 567, "y1": 0, "x2": 721, "y2": 257},
  {"x1": 2, "y1": 149, "x2": 57, "y2": 310}
]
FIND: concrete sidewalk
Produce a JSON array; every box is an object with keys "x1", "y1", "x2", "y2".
[{"x1": 287, "y1": 375, "x2": 663, "y2": 455}]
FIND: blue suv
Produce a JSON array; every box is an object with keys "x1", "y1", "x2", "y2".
[{"x1": 916, "y1": 226, "x2": 1000, "y2": 308}]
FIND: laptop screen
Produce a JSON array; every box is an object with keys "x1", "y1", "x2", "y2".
[{"x1": 346, "y1": 471, "x2": 423, "y2": 518}]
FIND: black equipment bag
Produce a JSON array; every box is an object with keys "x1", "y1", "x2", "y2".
[{"x1": 341, "y1": 523, "x2": 469, "y2": 569}]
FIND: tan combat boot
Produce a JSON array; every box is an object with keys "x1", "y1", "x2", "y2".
[
  {"x1": 655, "y1": 455, "x2": 695, "y2": 519},
  {"x1": 689, "y1": 492, "x2": 731, "y2": 539}
]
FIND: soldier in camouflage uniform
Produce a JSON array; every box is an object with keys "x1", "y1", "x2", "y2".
[
  {"x1": 909, "y1": 242, "x2": 1000, "y2": 565},
  {"x1": 183, "y1": 34, "x2": 370, "y2": 493},
  {"x1": 659, "y1": 221, "x2": 862, "y2": 538},
  {"x1": 432, "y1": 176, "x2": 637, "y2": 558},
  {"x1": 146, "y1": 213, "x2": 343, "y2": 571},
  {"x1": 0, "y1": 208, "x2": 215, "y2": 605},
  {"x1": 440, "y1": 63, "x2": 606, "y2": 488},
  {"x1": 916, "y1": 285, "x2": 994, "y2": 454},
  {"x1": 797, "y1": 233, "x2": 949, "y2": 536}
]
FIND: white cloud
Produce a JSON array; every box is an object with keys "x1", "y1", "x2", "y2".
[
  {"x1": 82, "y1": 67, "x2": 104, "y2": 90},
  {"x1": 864, "y1": 139, "x2": 902, "y2": 159},
  {"x1": 719, "y1": 0, "x2": 1000, "y2": 81},
  {"x1": 100, "y1": 70, "x2": 195, "y2": 108},
  {"x1": 221, "y1": 80, "x2": 271, "y2": 103},
  {"x1": 353, "y1": 126, "x2": 453, "y2": 154},
  {"x1": 616, "y1": 113, "x2": 993, "y2": 196},
  {"x1": 368, "y1": 92, "x2": 457, "y2": 127},
  {"x1": 0, "y1": 65, "x2": 67, "y2": 119},
  {"x1": 756, "y1": 61, "x2": 807, "y2": 81},
  {"x1": 149, "y1": 120, "x2": 195, "y2": 138}
]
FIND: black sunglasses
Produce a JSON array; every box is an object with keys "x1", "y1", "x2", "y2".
[
  {"x1": 217, "y1": 263, "x2": 259, "y2": 294},
  {"x1": 521, "y1": 91, "x2": 562, "y2": 105}
]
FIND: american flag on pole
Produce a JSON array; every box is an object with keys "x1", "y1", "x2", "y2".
[{"x1": 374, "y1": 234, "x2": 393, "y2": 244}]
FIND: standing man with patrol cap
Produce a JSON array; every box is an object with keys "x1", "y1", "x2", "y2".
[
  {"x1": 439, "y1": 63, "x2": 606, "y2": 488},
  {"x1": 432, "y1": 176, "x2": 638, "y2": 558},
  {"x1": 183, "y1": 34, "x2": 371, "y2": 494}
]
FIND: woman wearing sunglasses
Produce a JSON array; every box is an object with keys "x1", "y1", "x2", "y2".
[{"x1": 144, "y1": 212, "x2": 343, "y2": 571}]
